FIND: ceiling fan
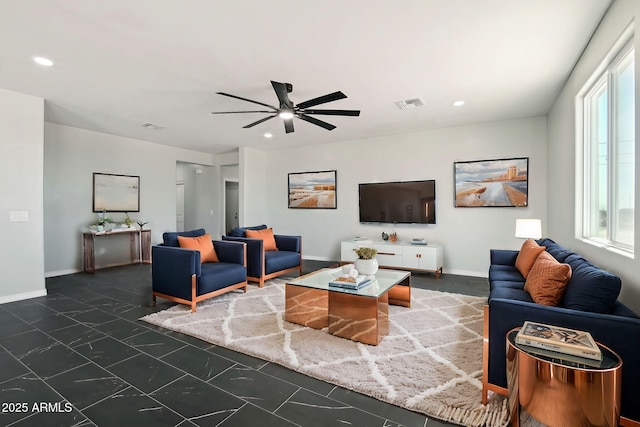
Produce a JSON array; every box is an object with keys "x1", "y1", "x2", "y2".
[{"x1": 211, "y1": 80, "x2": 360, "y2": 134}]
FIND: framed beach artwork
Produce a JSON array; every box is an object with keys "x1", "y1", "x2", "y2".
[
  {"x1": 93, "y1": 172, "x2": 140, "y2": 212},
  {"x1": 454, "y1": 157, "x2": 528, "y2": 207},
  {"x1": 288, "y1": 170, "x2": 337, "y2": 209}
]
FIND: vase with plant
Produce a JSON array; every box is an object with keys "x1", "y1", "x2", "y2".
[
  {"x1": 95, "y1": 215, "x2": 111, "y2": 232},
  {"x1": 354, "y1": 246, "x2": 378, "y2": 275},
  {"x1": 123, "y1": 212, "x2": 132, "y2": 229}
]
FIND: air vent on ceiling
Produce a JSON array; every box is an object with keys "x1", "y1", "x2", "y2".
[
  {"x1": 395, "y1": 97, "x2": 424, "y2": 110},
  {"x1": 141, "y1": 122, "x2": 165, "y2": 130}
]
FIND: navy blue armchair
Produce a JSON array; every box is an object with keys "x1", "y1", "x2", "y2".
[
  {"x1": 152, "y1": 229, "x2": 247, "y2": 312},
  {"x1": 222, "y1": 225, "x2": 302, "y2": 287}
]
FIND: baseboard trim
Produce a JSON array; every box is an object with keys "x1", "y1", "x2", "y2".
[
  {"x1": 0, "y1": 289, "x2": 47, "y2": 304},
  {"x1": 45, "y1": 269, "x2": 81, "y2": 278},
  {"x1": 302, "y1": 255, "x2": 334, "y2": 262},
  {"x1": 444, "y1": 269, "x2": 488, "y2": 278}
]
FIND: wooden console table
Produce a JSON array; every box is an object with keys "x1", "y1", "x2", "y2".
[{"x1": 83, "y1": 229, "x2": 151, "y2": 273}]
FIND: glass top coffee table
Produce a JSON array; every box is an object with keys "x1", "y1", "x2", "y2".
[{"x1": 284, "y1": 267, "x2": 411, "y2": 345}]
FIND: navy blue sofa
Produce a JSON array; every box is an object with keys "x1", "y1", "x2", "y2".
[
  {"x1": 152, "y1": 229, "x2": 247, "y2": 312},
  {"x1": 483, "y1": 238, "x2": 640, "y2": 424},
  {"x1": 222, "y1": 225, "x2": 302, "y2": 287}
]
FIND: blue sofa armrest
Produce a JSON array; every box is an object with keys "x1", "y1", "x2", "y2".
[
  {"x1": 274, "y1": 235, "x2": 301, "y2": 253},
  {"x1": 488, "y1": 298, "x2": 640, "y2": 421},
  {"x1": 213, "y1": 240, "x2": 246, "y2": 265},
  {"x1": 222, "y1": 236, "x2": 264, "y2": 278},
  {"x1": 152, "y1": 245, "x2": 200, "y2": 299},
  {"x1": 490, "y1": 249, "x2": 518, "y2": 266}
]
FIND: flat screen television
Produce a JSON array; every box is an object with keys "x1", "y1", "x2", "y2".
[{"x1": 359, "y1": 180, "x2": 436, "y2": 224}]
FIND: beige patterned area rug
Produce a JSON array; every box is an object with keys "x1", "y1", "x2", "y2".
[{"x1": 140, "y1": 280, "x2": 508, "y2": 427}]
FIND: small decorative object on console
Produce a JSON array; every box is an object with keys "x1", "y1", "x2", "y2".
[
  {"x1": 411, "y1": 239, "x2": 427, "y2": 245},
  {"x1": 515, "y1": 321, "x2": 602, "y2": 361},
  {"x1": 389, "y1": 232, "x2": 398, "y2": 243}
]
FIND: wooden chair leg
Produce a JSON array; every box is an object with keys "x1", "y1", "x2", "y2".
[{"x1": 152, "y1": 294, "x2": 156, "y2": 306}]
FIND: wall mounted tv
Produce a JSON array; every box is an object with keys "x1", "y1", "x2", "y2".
[{"x1": 359, "y1": 180, "x2": 436, "y2": 224}]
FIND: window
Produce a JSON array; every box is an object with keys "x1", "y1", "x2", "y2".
[{"x1": 582, "y1": 39, "x2": 635, "y2": 255}]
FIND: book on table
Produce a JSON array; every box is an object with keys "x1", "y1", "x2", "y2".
[
  {"x1": 515, "y1": 321, "x2": 602, "y2": 361},
  {"x1": 329, "y1": 275, "x2": 372, "y2": 290}
]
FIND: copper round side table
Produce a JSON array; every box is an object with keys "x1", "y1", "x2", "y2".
[{"x1": 506, "y1": 328, "x2": 622, "y2": 427}]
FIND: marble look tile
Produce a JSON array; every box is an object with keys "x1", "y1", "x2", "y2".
[
  {"x1": 48, "y1": 324, "x2": 107, "y2": 348},
  {"x1": 82, "y1": 386, "x2": 185, "y2": 427},
  {"x1": 37, "y1": 296, "x2": 93, "y2": 313},
  {"x1": 123, "y1": 330, "x2": 186, "y2": 357},
  {"x1": 64, "y1": 308, "x2": 117, "y2": 326},
  {"x1": 45, "y1": 363, "x2": 128, "y2": 410},
  {"x1": 207, "y1": 344, "x2": 268, "y2": 369},
  {"x1": 160, "y1": 345, "x2": 235, "y2": 381},
  {"x1": 328, "y1": 387, "x2": 428, "y2": 427},
  {"x1": 20, "y1": 342, "x2": 90, "y2": 379},
  {"x1": 0, "y1": 329, "x2": 58, "y2": 359},
  {"x1": 209, "y1": 365, "x2": 299, "y2": 412},
  {"x1": 0, "y1": 374, "x2": 68, "y2": 425},
  {"x1": 150, "y1": 375, "x2": 244, "y2": 424},
  {"x1": 93, "y1": 318, "x2": 149, "y2": 340},
  {"x1": 9, "y1": 409, "x2": 90, "y2": 427},
  {"x1": 259, "y1": 362, "x2": 336, "y2": 396},
  {"x1": 275, "y1": 388, "x2": 391, "y2": 427},
  {"x1": 29, "y1": 311, "x2": 79, "y2": 333},
  {"x1": 0, "y1": 349, "x2": 29, "y2": 383},
  {"x1": 107, "y1": 353, "x2": 185, "y2": 393},
  {"x1": 4, "y1": 303, "x2": 56, "y2": 324},
  {"x1": 218, "y1": 402, "x2": 298, "y2": 427},
  {"x1": 73, "y1": 336, "x2": 141, "y2": 368}
]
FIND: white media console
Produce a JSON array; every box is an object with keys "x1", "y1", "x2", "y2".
[{"x1": 340, "y1": 239, "x2": 443, "y2": 278}]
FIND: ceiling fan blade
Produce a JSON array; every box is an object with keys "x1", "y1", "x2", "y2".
[
  {"x1": 271, "y1": 81, "x2": 293, "y2": 109},
  {"x1": 296, "y1": 114, "x2": 336, "y2": 131},
  {"x1": 211, "y1": 110, "x2": 273, "y2": 114},
  {"x1": 284, "y1": 118, "x2": 295, "y2": 134},
  {"x1": 216, "y1": 92, "x2": 277, "y2": 110},
  {"x1": 296, "y1": 91, "x2": 347, "y2": 109},
  {"x1": 301, "y1": 109, "x2": 360, "y2": 116},
  {"x1": 242, "y1": 114, "x2": 278, "y2": 128}
]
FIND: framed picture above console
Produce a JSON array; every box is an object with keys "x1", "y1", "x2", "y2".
[
  {"x1": 288, "y1": 170, "x2": 337, "y2": 209},
  {"x1": 93, "y1": 172, "x2": 140, "y2": 212},
  {"x1": 454, "y1": 157, "x2": 528, "y2": 207}
]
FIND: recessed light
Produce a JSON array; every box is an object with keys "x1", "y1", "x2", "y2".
[
  {"x1": 453, "y1": 100, "x2": 465, "y2": 107},
  {"x1": 264, "y1": 133, "x2": 273, "y2": 138},
  {"x1": 33, "y1": 56, "x2": 53, "y2": 66}
]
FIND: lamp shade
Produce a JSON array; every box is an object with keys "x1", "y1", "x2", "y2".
[{"x1": 515, "y1": 219, "x2": 542, "y2": 239}]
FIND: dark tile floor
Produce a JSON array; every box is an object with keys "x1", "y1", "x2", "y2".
[{"x1": 0, "y1": 261, "x2": 489, "y2": 427}]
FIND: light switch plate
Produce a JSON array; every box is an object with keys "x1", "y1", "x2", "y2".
[{"x1": 10, "y1": 211, "x2": 29, "y2": 222}]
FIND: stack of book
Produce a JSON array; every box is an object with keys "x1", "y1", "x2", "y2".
[
  {"x1": 516, "y1": 321, "x2": 602, "y2": 363},
  {"x1": 329, "y1": 275, "x2": 371, "y2": 290}
]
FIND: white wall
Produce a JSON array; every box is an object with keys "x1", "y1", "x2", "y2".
[
  {"x1": 0, "y1": 88, "x2": 46, "y2": 302},
  {"x1": 43, "y1": 123, "x2": 216, "y2": 276},
  {"x1": 547, "y1": 0, "x2": 640, "y2": 312},
  {"x1": 241, "y1": 117, "x2": 548, "y2": 277}
]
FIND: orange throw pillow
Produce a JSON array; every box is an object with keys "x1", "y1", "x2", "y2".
[
  {"x1": 245, "y1": 228, "x2": 278, "y2": 251},
  {"x1": 177, "y1": 234, "x2": 219, "y2": 263},
  {"x1": 524, "y1": 251, "x2": 572, "y2": 306},
  {"x1": 515, "y1": 239, "x2": 546, "y2": 278}
]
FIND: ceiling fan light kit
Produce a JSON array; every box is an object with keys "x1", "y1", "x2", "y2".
[{"x1": 212, "y1": 80, "x2": 360, "y2": 134}]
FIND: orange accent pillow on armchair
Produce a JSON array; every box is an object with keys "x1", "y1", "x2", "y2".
[
  {"x1": 177, "y1": 234, "x2": 219, "y2": 263},
  {"x1": 245, "y1": 228, "x2": 278, "y2": 251}
]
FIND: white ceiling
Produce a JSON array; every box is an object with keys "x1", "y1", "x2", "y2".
[{"x1": 0, "y1": 0, "x2": 612, "y2": 154}]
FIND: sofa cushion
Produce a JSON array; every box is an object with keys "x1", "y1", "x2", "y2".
[
  {"x1": 178, "y1": 234, "x2": 219, "y2": 263},
  {"x1": 538, "y1": 238, "x2": 574, "y2": 263},
  {"x1": 562, "y1": 254, "x2": 622, "y2": 313},
  {"x1": 163, "y1": 228, "x2": 206, "y2": 247},
  {"x1": 515, "y1": 239, "x2": 546, "y2": 278},
  {"x1": 490, "y1": 280, "x2": 526, "y2": 292},
  {"x1": 489, "y1": 265, "x2": 524, "y2": 284},
  {"x1": 265, "y1": 251, "x2": 300, "y2": 275},
  {"x1": 489, "y1": 287, "x2": 534, "y2": 304},
  {"x1": 227, "y1": 224, "x2": 267, "y2": 237},
  {"x1": 246, "y1": 227, "x2": 278, "y2": 251},
  {"x1": 524, "y1": 251, "x2": 572, "y2": 306}
]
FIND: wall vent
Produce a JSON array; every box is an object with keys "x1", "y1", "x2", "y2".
[
  {"x1": 141, "y1": 122, "x2": 165, "y2": 130},
  {"x1": 395, "y1": 97, "x2": 424, "y2": 110}
]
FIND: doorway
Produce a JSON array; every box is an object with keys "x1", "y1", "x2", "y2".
[
  {"x1": 176, "y1": 182, "x2": 184, "y2": 232},
  {"x1": 224, "y1": 180, "x2": 239, "y2": 234}
]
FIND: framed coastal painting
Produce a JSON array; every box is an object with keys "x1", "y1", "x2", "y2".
[
  {"x1": 453, "y1": 157, "x2": 528, "y2": 207},
  {"x1": 288, "y1": 170, "x2": 337, "y2": 209},
  {"x1": 93, "y1": 172, "x2": 140, "y2": 212}
]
